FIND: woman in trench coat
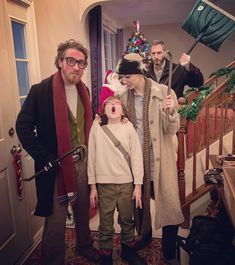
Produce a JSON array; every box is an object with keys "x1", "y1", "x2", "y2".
[{"x1": 116, "y1": 53, "x2": 184, "y2": 265}]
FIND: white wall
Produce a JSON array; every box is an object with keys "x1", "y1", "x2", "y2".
[
  {"x1": 33, "y1": 0, "x2": 113, "y2": 89},
  {"x1": 126, "y1": 23, "x2": 234, "y2": 81},
  {"x1": 34, "y1": 0, "x2": 91, "y2": 85}
]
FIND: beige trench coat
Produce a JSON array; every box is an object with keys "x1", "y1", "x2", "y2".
[{"x1": 121, "y1": 79, "x2": 184, "y2": 230}]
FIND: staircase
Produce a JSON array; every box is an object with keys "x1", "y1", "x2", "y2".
[{"x1": 177, "y1": 60, "x2": 235, "y2": 227}]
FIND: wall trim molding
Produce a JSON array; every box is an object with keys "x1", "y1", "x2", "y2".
[{"x1": 10, "y1": 0, "x2": 32, "y2": 7}]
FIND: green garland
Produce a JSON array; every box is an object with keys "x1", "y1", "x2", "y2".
[
  {"x1": 225, "y1": 71, "x2": 235, "y2": 93},
  {"x1": 179, "y1": 67, "x2": 235, "y2": 121},
  {"x1": 209, "y1": 67, "x2": 234, "y2": 78},
  {"x1": 178, "y1": 87, "x2": 212, "y2": 120}
]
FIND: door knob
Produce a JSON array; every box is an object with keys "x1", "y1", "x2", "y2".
[
  {"x1": 8, "y1": 127, "x2": 15, "y2": 137},
  {"x1": 11, "y1": 145, "x2": 22, "y2": 155}
]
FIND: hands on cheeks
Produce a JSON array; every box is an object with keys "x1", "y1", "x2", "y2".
[
  {"x1": 95, "y1": 114, "x2": 101, "y2": 124},
  {"x1": 121, "y1": 116, "x2": 128, "y2": 124},
  {"x1": 132, "y1": 184, "x2": 142, "y2": 208},
  {"x1": 95, "y1": 113, "x2": 129, "y2": 124},
  {"x1": 162, "y1": 94, "x2": 175, "y2": 115}
]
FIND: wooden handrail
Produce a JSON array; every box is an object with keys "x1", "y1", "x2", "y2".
[
  {"x1": 204, "y1": 60, "x2": 235, "y2": 87},
  {"x1": 184, "y1": 60, "x2": 235, "y2": 104},
  {"x1": 201, "y1": 79, "x2": 229, "y2": 107},
  {"x1": 178, "y1": 59, "x2": 235, "y2": 227}
]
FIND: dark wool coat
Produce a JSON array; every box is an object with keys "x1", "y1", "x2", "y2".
[
  {"x1": 145, "y1": 59, "x2": 204, "y2": 98},
  {"x1": 16, "y1": 74, "x2": 92, "y2": 217}
]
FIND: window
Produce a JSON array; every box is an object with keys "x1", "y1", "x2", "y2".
[
  {"x1": 103, "y1": 28, "x2": 117, "y2": 71},
  {"x1": 11, "y1": 20, "x2": 30, "y2": 106}
]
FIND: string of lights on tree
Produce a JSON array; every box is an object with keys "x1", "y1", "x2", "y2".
[
  {"x1": 179, "y1": 67, "x2": 235, "y2": 121},
  {"x1": 126, "y1": 20, "x2": 151, "y2": 63}
]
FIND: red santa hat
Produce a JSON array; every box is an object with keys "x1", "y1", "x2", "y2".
[{"x1": 104, "y1": 69, "x2": 113, "y2": 84}]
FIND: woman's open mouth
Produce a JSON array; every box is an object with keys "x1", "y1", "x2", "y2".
[{"x1": 112, "y1": 106, "x2": 116, "y2": 113}]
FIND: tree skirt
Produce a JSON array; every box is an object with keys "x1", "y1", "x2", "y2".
[{"x1": 24, "y1": 228, "x2": 166, "y2": 265}]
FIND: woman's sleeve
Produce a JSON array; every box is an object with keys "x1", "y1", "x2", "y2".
[{"x1": 161, "y1": 89, "x2": 180, "y2": 135}]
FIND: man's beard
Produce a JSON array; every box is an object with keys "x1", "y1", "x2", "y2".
[
  {"x1": 154, "y1": 58, "x2": 164, "y2": 69},
  {"x1": 69, "y1": 74, "x2": 80, "y2": 85},
  {"x1": 66, "y1": 72, "x2": 81, "y2": 85}
]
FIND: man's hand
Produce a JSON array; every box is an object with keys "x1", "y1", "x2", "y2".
[
  {"x1": 162, "y1": 94, "x2": 175, "y2": 114},
  {"x1": 179, "y1": 53, "x2": 190, "y2": 67},
  {"x1": 132, "y1": 184, "x2": 142, "y2": 208}
]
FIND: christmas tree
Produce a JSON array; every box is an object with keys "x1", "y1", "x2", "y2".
[{"x1": 126, "y1": 20, "x2": 150, "y2": 63}]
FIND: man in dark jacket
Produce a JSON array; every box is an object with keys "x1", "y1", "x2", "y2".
[
  {"x1": 16, "y1": 39, "x2": 100, "y2": 264},
  {"x1": 145, "y1": 40, "x2": 204, "y2": 98}
]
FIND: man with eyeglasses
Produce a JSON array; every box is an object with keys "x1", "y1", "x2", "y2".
[
  {"x1": 146, "y1": 40, "x2": 204, "y2": 98},
  {"x1": 16, "y1": 39, "x2": 100, "y2": 264}
]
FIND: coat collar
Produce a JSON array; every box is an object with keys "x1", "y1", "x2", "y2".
[
  {"x1": 148, "y1": 78, "x2": 166, "y2": 101},
  {"x1": 120, "y1": 78, "x2": 167, "y2": 103},
  {"x1": 147, "y1": 59, "x2": 170, "y2": 82}
]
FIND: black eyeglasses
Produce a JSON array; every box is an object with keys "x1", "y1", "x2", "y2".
[{"x1": 65, "y1": 57, "x2": 88, "y2": 69}]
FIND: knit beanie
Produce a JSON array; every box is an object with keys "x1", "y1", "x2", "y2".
[{"x1": 116, "y1": 53, "x2": 145, "y2": 75}]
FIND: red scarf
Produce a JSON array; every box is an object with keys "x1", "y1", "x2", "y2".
[{"x1": 53, "y1": 70, "x2": 92, "y2": 202}]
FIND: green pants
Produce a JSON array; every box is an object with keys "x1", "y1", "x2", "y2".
[{"x1": 97, "y1": 183, "x2": 134, "y2": 249}]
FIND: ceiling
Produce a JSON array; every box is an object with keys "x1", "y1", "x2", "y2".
[{"x1": 101, "y1": 0, "x2": 235, "y2": 27}]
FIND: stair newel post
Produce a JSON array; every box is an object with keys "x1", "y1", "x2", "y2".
[{"x1": 178, "y1": 116, "x2": 190, "y2": 227}]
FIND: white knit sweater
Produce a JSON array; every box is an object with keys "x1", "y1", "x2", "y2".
[{"x1": 88, "y1": 121, "x2": 143, "y2": 185}]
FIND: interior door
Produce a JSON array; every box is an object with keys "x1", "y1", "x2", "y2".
[
  {"x1": 0, "y1": 1, "x2": 43, "y2": 264},
  {"x1": 0, "y1": 5, "x2": 30, "y2": 264}
]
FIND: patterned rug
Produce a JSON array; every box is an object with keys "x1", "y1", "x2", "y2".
[{"x1": 24, "y1": 228, "x2": 165, "y2": 265}]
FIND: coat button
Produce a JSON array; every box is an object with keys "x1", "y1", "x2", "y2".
[
  {"x1": 150, "y1": 120, "x2": 154, "y2": 124},
  {"x1": 156, "y1": 157, "x2": 160, "y2": 162},
  {"x1": 152, "y1": 137, "x2": 157, "y2": 142}
]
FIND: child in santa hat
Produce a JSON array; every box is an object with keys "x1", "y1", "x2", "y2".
[{"x1": 88, "y1": 96, "x2": 147, "y2": 265}]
